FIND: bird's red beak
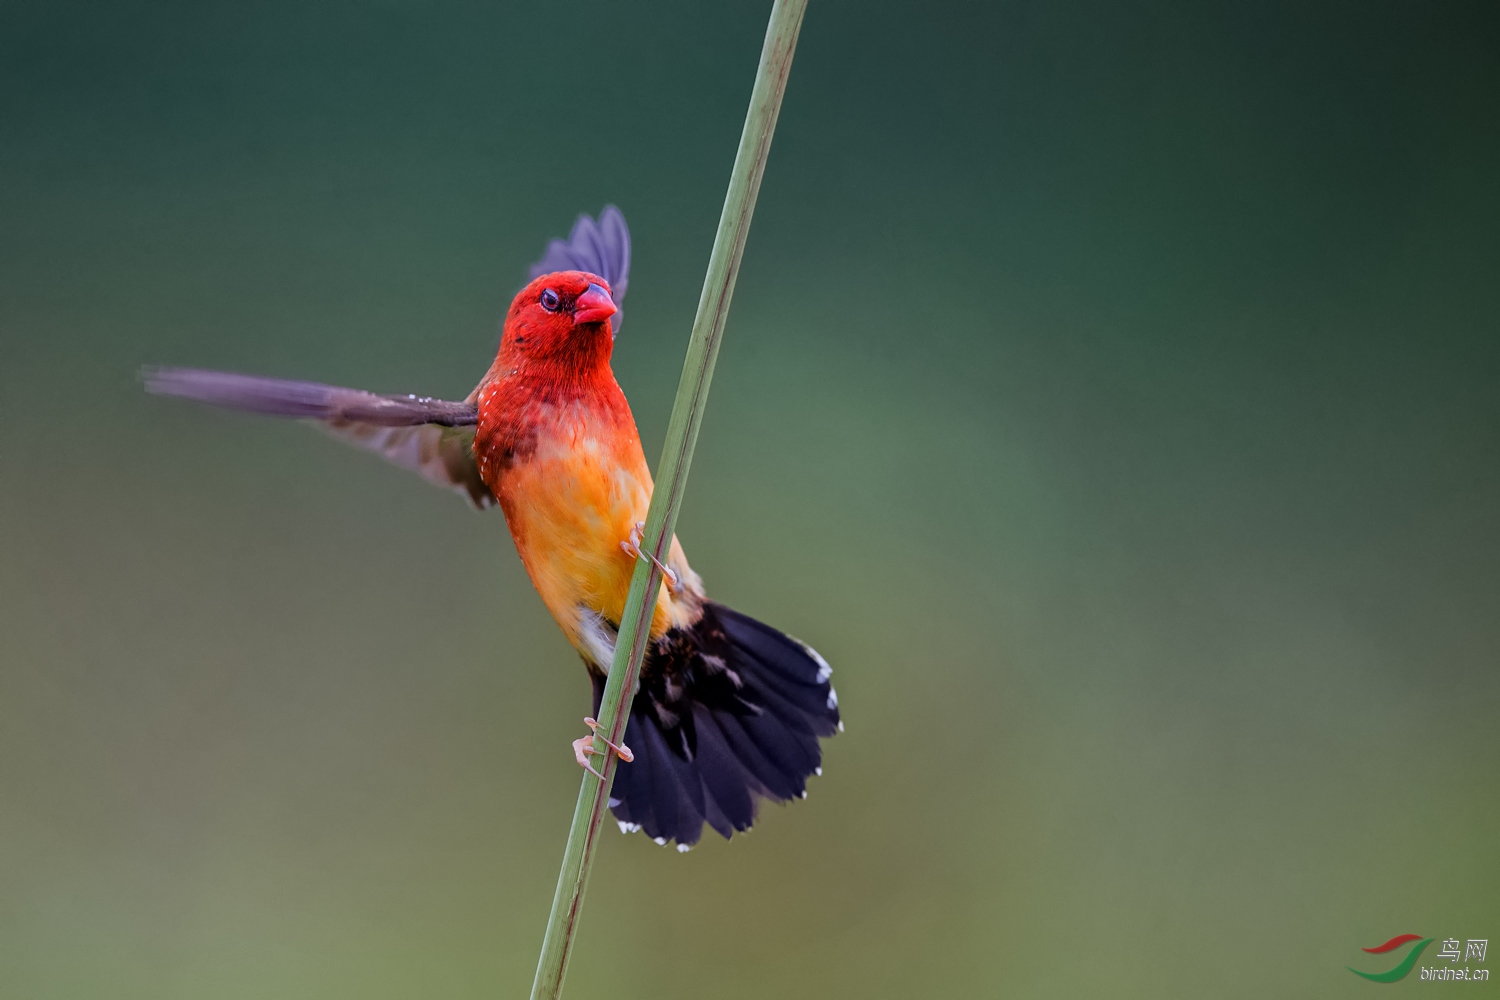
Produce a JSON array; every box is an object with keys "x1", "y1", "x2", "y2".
[{"x1": 574, "y1": 283, "x2": 618, "y2": 326}]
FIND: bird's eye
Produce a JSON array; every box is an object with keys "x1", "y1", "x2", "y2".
[{"x1": 540, "y1": 288, "x2": 561, "y2": 312}]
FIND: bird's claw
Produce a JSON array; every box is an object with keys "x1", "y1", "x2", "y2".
[
  {"x1": 573, "y1": 716, "x2": 633, "y2": 780},
  {"x1": 585, "y1": 716, "x2": 633, "y2": 761},
  {"x1": 572, "y1": 736, "x2": 606, "y2": 780},
  {"x1": 619, "y1": 520, "x2": 682, "y2": 594}
]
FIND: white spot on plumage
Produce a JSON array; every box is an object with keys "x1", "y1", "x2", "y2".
[
  {"x1": 795, "y1": 638, "x2": 833, "y2": 683},
  {"x1": 838, "y1": 720, "x2": 845, "y2": 732},
  {"x1": 676, "y1": 843, "x2": 691, "y2": 853},
  {"x1": 577, "y1": 609, "x2": 618, "y2": 672},
  {"x1": 653, "y1": 837, "x2": 666, "y2": 846},
  {"x1": 826, "y1": 688, "x2": 839, "y2": 709},
  {"x1": 814, "y1": 767, "x2": 822, "y2": 776}
]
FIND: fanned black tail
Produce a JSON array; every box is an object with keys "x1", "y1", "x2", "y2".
[{"x1": 591, "y1": 602, "x2": 840, "y2": 849}]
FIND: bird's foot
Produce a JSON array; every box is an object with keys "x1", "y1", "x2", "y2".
[
  {"x1": 572, "y1": 716, "x2": 633, "y2": 781},
  {"x1": 585, "y1": 716, "x2": 633, "y2": 761},
  {"x1": 619, "y1": 521, "x2": 682, "y2": 594}
]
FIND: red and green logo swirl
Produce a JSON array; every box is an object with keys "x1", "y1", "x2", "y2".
[{"x1": 1348, "y1": 934, "x2": 1433, "y2": 983}]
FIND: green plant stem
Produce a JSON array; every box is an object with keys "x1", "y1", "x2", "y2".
[{"x1": 527, "y1": 2, "x2": 808, "y2": 997}]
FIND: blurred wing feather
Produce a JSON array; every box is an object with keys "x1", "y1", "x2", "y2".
[
  {"x1": 320, "y1": 420, "x2": 496, "y2": 509},
  {"x1": 143, "y1": 366, "x2": 495, "y2": 508},
  {"x1": 143, "y1": 366, "x2": 477, "y2": 426}
]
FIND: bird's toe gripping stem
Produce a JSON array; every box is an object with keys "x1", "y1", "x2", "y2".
[
  {"x1": 572, "y1": 716, "x2": 633, "y2": 781},
  {"x1": 620, "y1": 520, "x2": 682, "y2": 594}
]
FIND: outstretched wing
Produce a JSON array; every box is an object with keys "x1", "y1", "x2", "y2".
[
  {"x1": 319, "y1": 420, "x2": 494, "y2": 509},
  {"x1": 143, "y1": 366, "x2": 497, "y2": 508},
  {"x1": 142, "y1": 367, "x2": 480, "y2": 424},
  {"x1": 528, "y1": 205, "x2": 631, "y2": 332}
]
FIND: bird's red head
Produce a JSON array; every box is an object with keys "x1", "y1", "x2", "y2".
[{"x1": 499, "y1": 271, "x2": 619, "y2": 369}]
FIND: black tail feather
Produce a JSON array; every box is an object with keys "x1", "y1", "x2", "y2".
[
  {"x1": 593, "y1": 601, "x2": 839, "y2": 848},
  {"x1": 711, "y1": 707, "x2": 798, "y2": 801},
  {"x1": 692, "y1": 704, "x2": 756, "y2": 837}
]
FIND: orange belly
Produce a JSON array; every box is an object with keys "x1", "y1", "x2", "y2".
[{"x1": 489, "y1": 397, "x2": 701, "y2": 667}]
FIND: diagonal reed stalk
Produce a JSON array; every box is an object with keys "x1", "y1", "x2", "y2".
[{"x1": 527, "y1": 2, "x2": 808, "y2": 997}]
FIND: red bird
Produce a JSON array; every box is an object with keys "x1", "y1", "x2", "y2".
[{"x1": 145, "y1": 207, "x2": 840, "y2": 849}]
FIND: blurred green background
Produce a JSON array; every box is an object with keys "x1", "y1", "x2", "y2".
[{"x1": 2, "y1": 1, "x2": 1497, "y2": 996}]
